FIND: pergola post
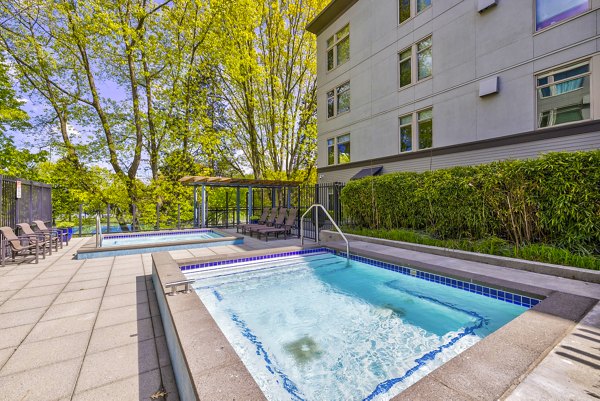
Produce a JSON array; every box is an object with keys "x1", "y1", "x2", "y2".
[
  {"x1": 201, "y1": 184, "x2": 206, "y2": 228},
  {"x1": 193, "y1": 186, "x2": 198, "y2": 227},
  {"x1": 247, "y1": 185, "x2": 253, "y2": 221},
  {"x1": 287, "y1": 187, "x2": 292, "y2": 208},
  {"x1": 236, "y1": 187, "x2": 240, "y2": 225},
  {"x1": 271, "y1": 187, "x2": 276, "y2": 207}
]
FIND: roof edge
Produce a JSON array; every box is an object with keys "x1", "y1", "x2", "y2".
[{"x1": 306, "y1": 0, "x2": 358, "y2": 35}]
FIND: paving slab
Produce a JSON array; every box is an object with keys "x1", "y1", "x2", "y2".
[
  {"x1": 94, "y1": 302, "x2": 151, "y2": 328},
  {"x1": 53, "y1": 287, "x2": 105, "y2": 305},
  {"x1": 10, "y1": 283, "x2": 64, "y2": 300},
  {"x1": 87, "y1": 318, "x2": 155, "y2": 354},
  {"x1": 0, "y1": 358, "x2": 81, "y2": 401},
  {"x1": 0, "y1": 293, "x2": 57, "y2": 314},
  {"x1": 0, "y1": 331, "x2": 90, "y2": 376},
  {"x1": 72, "y1": 368, "x2": 165, "y2": 401},
  {"x1": 99, "y1": 290, "x2": 149, "y2": 310},
  {"x1": 0, "y1": 324, "x2": 33, "y2": 350},
  {"x1": 24, "y1": 312, "x2": 96, "y2": 343},
  {"x1": 0, "y1": 307, "x2": 46, "y2": 329},
  {"x1": 74, "y1": 338, "x2": 159, "y2": 393},
  {"x1": 41, "y1": 298, "x2": 102, "y2": 321}
]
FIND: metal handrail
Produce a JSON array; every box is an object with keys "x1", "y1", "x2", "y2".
[
  {"x1": 95, "y1": 214, "x2": 103, "y2": 248},
  {"x1": 300, "y1": 204, "x2": 349, "y2": 262}
]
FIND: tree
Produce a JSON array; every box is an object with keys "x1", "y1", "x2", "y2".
[
  {"x1": 0, "y1": 51, "x2": 28, "y2": 134},
  {"x1": 213, "y1": 0, "x2": 325, "y2": 181}
]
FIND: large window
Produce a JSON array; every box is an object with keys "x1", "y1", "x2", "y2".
[
  {"x1": 398, "y1": 108, "x2": 432, "y2": 152},
  {"x1": 537, "y1": 62, "x2": 590, "y2": 128},
  {"x1": 326, "y1": 134, "x2": 351, "y2": 165},
  {"x1": 418, "y1": 109, "x2": 433, "y2": 149},
  {"x1": 327, "y1": 24, "x2": 350, "y2": 71},
  {"x1": 399, "y1": 114, "x2": 412, "y2": 152},
  {"x1": 536, "y1": 0, "x2": 589, "y2": 31},
  {"x1": 327, "y1": 81, "x2": 351, "y2": 118},
  {"x1": 398, "y1": 36, "x2": 432, "y2": 88},
  {"x1": 399, "y1": 0, "x2": 432, "y2": 24},
  {"x1": 327, "y1": 138, "x2": 335, "y2": 165},
  {"x1": 337, "y1": 134, "x2": 351, "y2": 164}
]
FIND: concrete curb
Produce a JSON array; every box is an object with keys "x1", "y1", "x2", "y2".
[{"x1": 321, "y1": 230, "x2": 600, "y2": 283}]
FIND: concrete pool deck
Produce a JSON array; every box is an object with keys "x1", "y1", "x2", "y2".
[{"x1": 1, "y1": 232, "x2": 599, "y2": 400}]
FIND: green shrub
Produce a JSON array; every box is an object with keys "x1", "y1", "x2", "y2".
[{"x1": 341, "y1": 150, "x2": 600, "y2": 255}]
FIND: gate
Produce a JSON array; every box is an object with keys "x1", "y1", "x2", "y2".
[{"x1": 0, "y1": 175, "x2": 52, "y2": 229}]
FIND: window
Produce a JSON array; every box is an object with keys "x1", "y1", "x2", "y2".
[
  {"x1": 399, "y1": 115, "x2": 412, "y2": 152},
  {"x1": 326, "y1": 134, "x2": 351, "y2": 165},
  {"x1": 327, "y1": 138, "x2": 335, "y2": 165},
  {"x1": 399, "y1": 0, "x2": 432, "y2": 24},
  {"x1": 327, "y1": 81, "x2": 351, "y2": 118},
  {"x1": 417, "y1": 0, "x2": 431, "y2": 13},
  {"x1": 418, "y1": 109, "x2": 433, "y2": 149},
  {"x1": 337, "y1": 134, "x2": 351, "y2": 164},
  {"x1": 417, "y1": 37, "x2": 432, "y2": 80},
  {"x1": 399, "y1": 49, "x2": 412, "y2": 88},
  {"x1": 398, "y1": 109, "x2": 433, "y2": 152},
  {"x1": 535, "y1": 0, "x2": 589, "y2": 31},
  {"x1": 537, "y1": 62, "x2": 590, "y2": 128},
  {"x1": 398, "y1": 36, "x2": 432, "y2": 88},
  {"x1": 327, "y1": 24, "x2": 350, "y2": 71},
  {"x1": 399, "y1": 0, "x2": 410, "y2": 24}
]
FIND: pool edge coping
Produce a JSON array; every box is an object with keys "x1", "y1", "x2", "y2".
[
  {"x1": 153, "y1": 244, "x2": 598, "y2": 401},
  {"x1": 77, "y1": 228, "x2": 242, "y2": 258}
]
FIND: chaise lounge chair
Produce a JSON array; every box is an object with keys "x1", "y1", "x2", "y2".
[
  {"x1": 0, "y1": 226, "x2": 41, "y2": 265},
  {"x1": 255, "y1": 208, "x2": 298, "y2": 241},
  {"x1": 237, "y1": 208, "x2": 269, "y2": 234},
  {"x1": 237, "y1": 207, "x2": 277, "y2": 235},
  {"x1": 17, "y1": 223, "x2": 58, "y2": 255},
  {"x1": 248, "y1": 208, "x2": 287, "y2": 236},
  {"x1": 33, "y1": 220, "x2": 68, "y2": 247}
]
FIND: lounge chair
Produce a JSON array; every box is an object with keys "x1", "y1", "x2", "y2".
[
  {"x1": 248, "y1": 208, "x2": 287, "y2": 236},
  {"x1": 0, "y1": 226, "x2": 41, "y2": 265},
  {"x1": 33, "y1": 220, "x2": 68, "y2": 247},
  {"x1": 17, "y1": 223, "x2": 57, "y2": 255},
  {"x1": 255, "y1": 208, "x2": 298, "y2": 241},
  {"x1": 238, "y1": 207, "x2": 277, "y2": 235},
  {"x1": 237, "y1": 208, "x2": 269, "y2": 234}
]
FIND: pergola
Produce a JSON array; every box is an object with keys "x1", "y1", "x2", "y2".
[{"x1": 179, "y1": 176, "x2": 303, "y2": 227}]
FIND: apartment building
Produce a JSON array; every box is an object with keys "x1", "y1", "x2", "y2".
[{"x1": 307, "y1": 0, "x2": 600, "y2": 183}]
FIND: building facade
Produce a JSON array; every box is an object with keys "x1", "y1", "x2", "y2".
[{"x1": 307, "y1": 0, "x2": 600, "y2": 183}]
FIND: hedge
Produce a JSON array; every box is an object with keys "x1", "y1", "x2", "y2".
[{"x1": 340, "y1": 150, "x2": 600, "y2": 255}]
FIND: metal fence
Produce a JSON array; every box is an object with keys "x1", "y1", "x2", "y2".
[
  {"x1": 0, "y1": 175, "x2": 52, "y2": 229},
  {"x1": 60, "y1": 183, "x2": 347, "y2": 239}
]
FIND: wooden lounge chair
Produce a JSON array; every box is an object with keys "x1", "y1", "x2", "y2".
[
  {"x1": 17, "y1": 223, "x2": 57, "y2": 255},
  {"x1": 0, "y1": 226, "x2": 41, "y2": 265},
  {"x1": 33, "y1": 220, "x2": 68, "y2": 247},
  {"x1": 238, "y1": 207, "x2": 277, "y2": 235},
  {"x1": 255, "y1": 208, "x2": 298, "y2": 241},
  {"x1": 237, "y1": 208, "x2": 269, "y2": 234},
  {"x1": 248, "y1": 208, "x2": 287, "y2": 236}
]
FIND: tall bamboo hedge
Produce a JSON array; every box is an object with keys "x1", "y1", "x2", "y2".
[{"x1": 341, "y1": 150, "x2": 600, "y2": 255}]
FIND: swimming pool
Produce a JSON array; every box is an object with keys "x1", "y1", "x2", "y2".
[
  {"x1": 186, "y1": 251, "x2": 535, "y2": 401},
  {"x1": 102, "y1": 230, "x2": 224, "y2": 246},
  {"x1": 76, "y1": 229, "x2": 243, "y2": 259}
]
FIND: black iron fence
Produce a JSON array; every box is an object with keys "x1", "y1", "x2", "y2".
[
  {"x1": 58, "y1": 183, "x2": 347, "y2": 239},
  {"x1": 0, "y1": 175, "x2": 52, "y2": 229}
]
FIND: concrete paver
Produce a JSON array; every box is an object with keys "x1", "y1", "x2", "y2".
[{"x1": 0, "y1": 238, "x2": 179, "y2": 401}]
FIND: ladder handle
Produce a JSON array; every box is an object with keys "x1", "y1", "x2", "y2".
[{"x1": 300, "y1": 204, "x2": 349, "y2": 262}]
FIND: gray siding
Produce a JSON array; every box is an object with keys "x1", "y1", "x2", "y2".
[{"x1": 315, "y1": 0, "x2": 600, "y2": 176}]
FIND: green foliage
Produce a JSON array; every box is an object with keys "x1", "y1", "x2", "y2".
[
  {"x1": 344, "y1": 227, "x2": 600, "y2": 270},
  {"x1": 0, "y1": 53, "x2": 29, "y2": 134},
  {"x1": 0, "y1": 135, "x2": 48, "y2": 179},
  {"x1": 341, "y1": 150, "x2": 600, "y2": 255}
]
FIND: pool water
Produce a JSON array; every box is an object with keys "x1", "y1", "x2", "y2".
[
  {"x1": 189, "y1": 252, "x2": 527, "y2": 401},
  {"x1": 102, "y1": 231, "x2": 223, "y2": 247}
]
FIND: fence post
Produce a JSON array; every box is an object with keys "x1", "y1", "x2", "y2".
[
  {"x1": 333, "y1": 183, "x2": 340, "y2": 223},
  {"x1": 132, "y1": 204, "x2": 137, "y2": 232},
  {"x1": 177, "y1": 204, "x2": 181, "y2": 229},
  {"x1": 225, "y1": 192, "x2": 229, "y2": 228},
  {"x1": 29, "y1": 181, "x2": 33, "y2": 224},
  {"x1": 156, "y1": 203, "x2": 160, "y2": 230},
  {"x1": 106, "y1": 204, "x2": 110, "y2": 234},
  {"x1": 236, "y1": 187, "x2": 240, "y2": 225},
  {"x1": 78, "y1": 204, "x2": 83, "y2": 237}
]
